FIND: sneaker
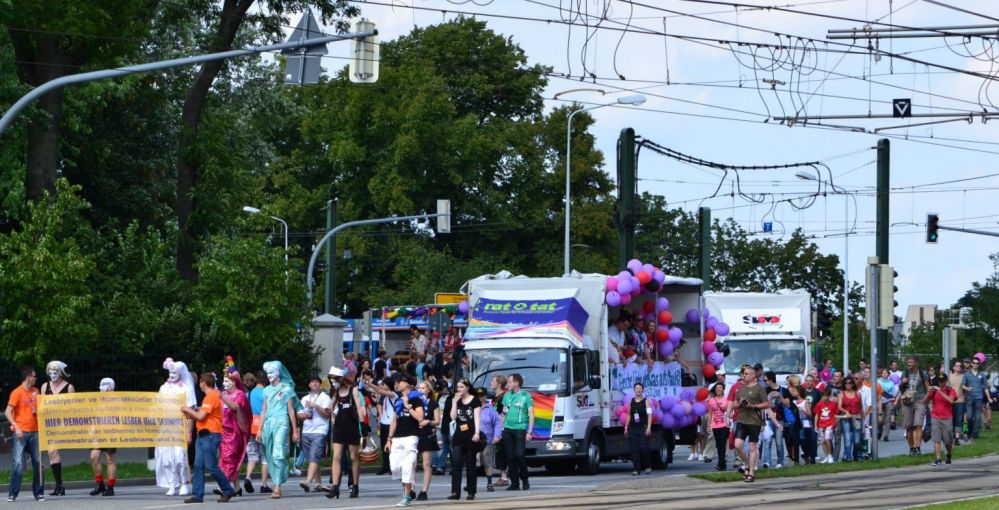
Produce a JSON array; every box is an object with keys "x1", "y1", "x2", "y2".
[
  {"x1": 166, "y1": 486, "x2": 178, "y2": 496},
  {"x1": 775, "y1": 464, "x2": 783, "y2": 469},
  {"x1": 34, "y1": 496, "x2": 45, "y2": 502},
  {"x1": 486, "y1": 485, "x2": 494, "y2": 492},
  {"x1": 631, "y1": 471, "x2": 639, "y2": 476},
  {"x1": 494, "y1": 478, "x2": 510, "y2": 487},
  {"x1": 179, "y1": 485, "x2": 190, "y2": 496},
  {"x1": 762, "y1": 463, "x2": 770, "y2": 469},
  {"x1": 932, "y1": 459, "x2": 942, "y2": 466},
  {"x1": 290, "y1": 468, "x2": 303, "y2": 477},
  {"x1": 644, "y1": 468, "x2": 652, "y2": 475},
  {"x1": 6, "y1": 497, "x2": 14, "y2": 502},
  {"x1": 396, "y1": 496, "x2": 413, "y2": 507},
  {"x1": 688, "y1": 453, "x2": 696, "y2": 461}
]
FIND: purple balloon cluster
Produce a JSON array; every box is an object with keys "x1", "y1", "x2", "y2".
[
  {"x1": 605, "y1": 259, "x2": 669, "y2": 307},
  {"x1": 657, "y1": 389, "x2": 707, "y2": 429},
  {"x1": 684, "y1": 308, "x2": 732, "y2": 373}
]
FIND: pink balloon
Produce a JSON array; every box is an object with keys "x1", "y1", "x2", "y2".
[
  {"x1": 619, "y1": 292, "x2": 632, "y2": 306},
  {"x1": 703, "y1": 341, "x2": 717, "y2": 356},
  {"x1": 606, "y1": 276, "x2": 619, "y2": 292}
]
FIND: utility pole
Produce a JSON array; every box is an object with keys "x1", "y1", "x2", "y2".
[
  {"x1": 325, "y1": 200, "x2": 336, "y2": 315},
  {"x1": 876, "y1": 139, "x2": 890, "y2": 368},
  {"x1": 616, "y1": 128, "x2": 637, "y2": 269},
  {"x1": 699, "y1": 207, "x2": 712, "y2": 292}
]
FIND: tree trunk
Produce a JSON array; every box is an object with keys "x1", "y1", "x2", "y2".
[
  {"x1": 175, "y1": 0, "x2": 254, "y2": 281},
  {"x1": 9, "y1": 29, "x2": 74, "y2": 202}
]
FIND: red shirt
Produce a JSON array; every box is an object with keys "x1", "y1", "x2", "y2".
[
  {"x1": 726, "y1": 381, "x2": 743, "y2": 420},
  {"x1": 929, "y1": 386, "x2": 957, "y2": 420},
  {"x1": 814, "y1": 400, "x2": 838, "y2": 429},
  {"x1": 840, "y1": 392, "x2": 862, "y2": 415}
]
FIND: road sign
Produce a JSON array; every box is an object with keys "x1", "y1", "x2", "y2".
[
  {"x1": 892, "y1": 98, "x2": 912, "y2": 118},
  {"x1": 283, "y1": 10, "x2": 326, "y2": 85},
  {"x1": 763, "y1": 222, "x2": 773, "y2": 233},
  {"x1": 435, "y1": 292, "x2": 466, "y2": 305}
]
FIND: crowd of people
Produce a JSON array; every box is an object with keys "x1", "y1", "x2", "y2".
[
  {"x1": 665, "y1": 356, "x2": 996, "y2": 482},
  {"x1": 4, "y1": 342, "x2": 536, "y2": 507}
]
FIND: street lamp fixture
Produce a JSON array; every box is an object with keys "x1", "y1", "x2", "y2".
[
  {"x1": 564, "y1": 93, "x2": 647, "y2": 276},
  {"x1": 243, "y1": 205, "x2": 289, "y2": 261}
]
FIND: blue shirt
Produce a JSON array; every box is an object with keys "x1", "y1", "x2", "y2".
[
  {"x1": 962, "y1": 371, "x2": 988, "y2": 400},
  {"x1": 250, "y1": 386, "x2": 265, "y2": 416}
]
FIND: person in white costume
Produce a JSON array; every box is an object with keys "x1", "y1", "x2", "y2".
[{"x1": 156, "y1": 358, "x2": 197, "y2": 496}]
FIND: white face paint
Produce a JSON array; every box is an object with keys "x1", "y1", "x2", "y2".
[
  {"x1": 100, "y1": 383, "x2": 113, "y2": 393},
  {"x1": 168, "y1": 371, "x2": 180, "y2": 383},
  {"x1": 223, "y1": 378, "x2": 235, "y2": 391},
  {"x1": 331, "y1": 381, "x2": 341, "y2": 390},
  {"x1": 266, "y1": 367, "x2": 279, "y2": 383},
  {"x1": 48, "y1": 370, "x2": 60, "y2": 381}
]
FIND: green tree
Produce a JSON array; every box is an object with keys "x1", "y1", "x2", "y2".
[
  {"x1": 0, "y1": 180, "x2": 96, "y2": 363},
  {"x1": 3, "y1": 0, "x2": 158, "y2": 201}
]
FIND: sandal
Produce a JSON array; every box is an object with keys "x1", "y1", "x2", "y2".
[{"x1": 745, "y1": 474, "x2": 755, "y2": 483}]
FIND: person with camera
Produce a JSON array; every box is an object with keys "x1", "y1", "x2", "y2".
[
  {"x1": 901, "y1": 357, "x2": 931, "y2": 455},
  {"x1": 925, "y1": 376, "x2": 957, "y2": 466},
  {"x1": 726, "y1": 365, "x2": 770, "y2": 482}
]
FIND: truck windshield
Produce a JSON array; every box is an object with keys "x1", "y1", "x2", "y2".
[
  {"x1": 722, "y1": 339, "x2": 806, "y2": 375},
  {"x1": 466, "y1": 348, "x2": 568, "y2": 395}
]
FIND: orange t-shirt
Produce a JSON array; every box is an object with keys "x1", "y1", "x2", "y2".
[
  {"x1": 7, "y1": 385, "x2": 39, "y2": 432},
  {"x1": 197, "y1": 390, "x2": 224, "y2": 434}
]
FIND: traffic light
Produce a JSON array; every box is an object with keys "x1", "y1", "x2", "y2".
[
  {"x1": 926, "y1": 213, "x2": 939, "y2": 244},
  {"x1": 878, "y1": 264, "x2": 898, "y2": 329}
]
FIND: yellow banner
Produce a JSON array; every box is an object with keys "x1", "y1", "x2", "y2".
[
  {"x1": 38, "y1": 391, "x2": 187, "y2": 450},
  {"x1": 435, "y1": 292, "x2": 466, "y2": 305}
]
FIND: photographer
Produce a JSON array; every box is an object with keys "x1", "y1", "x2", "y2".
[
  {"x1": 726, "y1": 365, "x2": 769, "y2": 482},
  {"x1": 925, "y1": 376, "x2": 957, "y2": 466}
]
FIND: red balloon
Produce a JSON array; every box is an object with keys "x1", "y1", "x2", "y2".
[
  {"x1": 703, "y1": 364, "x2": 716, "y2": 380},
  {"x1": 642, "y1": 301, "x2": 655, "y2": 314},
  {"x1": 658, "y1": 310, "x2": 673, "y2": 325},
  {"x1": 703, "y1": 328, "x2": 717, "y2": 342},
  {"x1": 656, "y1": 328, "x2": 668, "y2": 342},
  {"x1": 696, "y1": 387, "x2": 710, "y2": 402},
  {"x1": 636, "y1": 271, "x2": 652, "y2": 285}
]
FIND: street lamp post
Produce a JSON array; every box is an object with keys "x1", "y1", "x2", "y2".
[
  {"x1": 564, "y1": 94, "x2": 646, "y2": 276},
  {"x1": 796, "y1": 173, "x2": 857, "y2": 371},
  {"x1": 243, "y1": 206, "x2": 289, "y2": 261}
]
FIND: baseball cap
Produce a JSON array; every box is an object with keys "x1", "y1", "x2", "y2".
[{"x1": 753, "y1": 363, "x2": 764, "y2": 370}]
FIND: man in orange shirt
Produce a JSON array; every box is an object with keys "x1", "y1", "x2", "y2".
[
  {"x1": 181, "y1": 373, "x2": 235, "y2": 503},
  {"x1": 5, "y1": 366, "x2": 43, "y2": 502}
]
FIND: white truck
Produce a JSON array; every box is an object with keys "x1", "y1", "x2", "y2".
[
  {"x1": 457, "y1": 271, "x2": 702, "y2": 474},
  {"x1": 703, "y1": 290, "x2": 812, "y2": 387}
]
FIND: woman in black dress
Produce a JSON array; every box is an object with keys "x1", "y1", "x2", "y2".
[
  {"x1": 327, "y1": 368, "x2": 363, "y2": 499},
  {"x1": 414, "y1": 380, "x2": 441, "y2": 500},
  {"x1": 449, "y1": 379, "x2": 481, "y2": 500}
]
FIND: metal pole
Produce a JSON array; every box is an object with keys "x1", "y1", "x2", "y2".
[
  {"x1": 271, "y1": 216, "x2": 288, "y2": 262},
  {"x1": 306, "y1": 213, "x2": 448, "y2": 304},
  {"x1": 0, "y1": 31, "x2": 376, "y2": 138},
  {"x1": 843, "y1": 194, "x2": 849, "y2": 373},
  {"x1": 868, "y1": 260, "x2": 880, "y2": 461},
  {"x1": 876, "y1": 139, "x2": 890, "y2": 369},
  {"x1": 565, "y1": 104, "x2": 609, "y2": 276},
  {"x1": 324, "y1": 200, "x2": 335, "y2": 314}
]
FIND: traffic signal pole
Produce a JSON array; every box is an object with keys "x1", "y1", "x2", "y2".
[{"x1": 875, "y1": 139, "x2": 890, "y2": 369}]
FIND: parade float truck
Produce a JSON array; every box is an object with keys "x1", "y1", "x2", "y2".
[
  {"x1": 703, "y1": 290, "x2": 812, "y2": 387},
  {"x1": 457, "y1": 271, "x2": 702, "y2": 474}
]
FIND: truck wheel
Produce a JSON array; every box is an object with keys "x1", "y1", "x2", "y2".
[
  {"x1": 650, "y1": 431, "x2": 669, "y2": 470},
  {"x1": 577, "y1": 434, "x2": 602, "y2": 475}
]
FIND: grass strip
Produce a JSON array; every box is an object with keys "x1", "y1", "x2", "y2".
[
  {"x1": 690, "y1": 428, "x2": 998, "y2": 483},
  {"x1": 903, "y1": 495, "x2": 999, "y2": 510},
  {"x1": 0, "y1": 462, "x2": 150, "y2": 484}
]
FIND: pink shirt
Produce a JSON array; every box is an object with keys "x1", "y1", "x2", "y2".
[{"x1": 707, "y1": 397, "x2": 728, "y2": 429}]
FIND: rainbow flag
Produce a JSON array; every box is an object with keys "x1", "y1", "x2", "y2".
[{"x1": 529, "y1": 392, "x2": 556, "y2": 440}]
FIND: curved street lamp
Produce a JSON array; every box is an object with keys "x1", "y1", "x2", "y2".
[
  {"x1": 565, "y1": 94, "x2": 646, "y2": 276},
  {"x1": 243, "y1": 206, "x2": 289, "y2": 262}
]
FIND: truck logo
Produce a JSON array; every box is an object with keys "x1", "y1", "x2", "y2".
[{"x1": 742, "y1": 314, "x2": 782, "y2": 325}]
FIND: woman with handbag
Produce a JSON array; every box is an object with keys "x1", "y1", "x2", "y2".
[{"x1": 449, "y1": 379, "x2": 481, "y2": 500}]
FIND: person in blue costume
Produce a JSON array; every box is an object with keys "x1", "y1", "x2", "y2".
[{"x1": 255, "y1": 361, "x2": 302, "y2": 499}]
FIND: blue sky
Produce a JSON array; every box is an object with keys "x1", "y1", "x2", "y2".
[{"x1": 304, "y1": 0, "x2": 999, "y2": 314}]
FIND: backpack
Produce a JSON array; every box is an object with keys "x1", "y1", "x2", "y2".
[{"x1": 782, "y1": 403, "x2": 800, "y2": 429}]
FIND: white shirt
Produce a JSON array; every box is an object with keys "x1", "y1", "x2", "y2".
[
  {"x1": 300, "y1": 391, "x2": 332, "y2": 435},
  {"x1": 379, "y1": 395, "x2": 397, "y2": 425},
  {"x1": 859, "y1": 385, "x2": 873, "y2": 425}
]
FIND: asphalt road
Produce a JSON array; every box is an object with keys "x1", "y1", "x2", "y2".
[{"x1": 2, "y1": 433, "x2": 917, "y2": 508}]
